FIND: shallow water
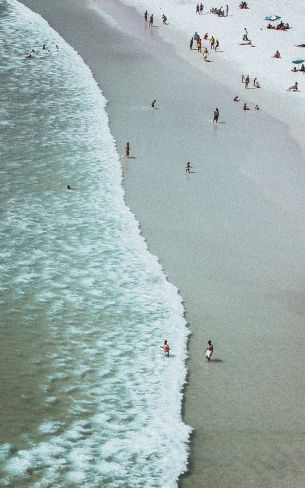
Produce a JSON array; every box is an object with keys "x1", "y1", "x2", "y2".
[{"x1": 0, "y1": 1, "x2": 190, "y2": 486}]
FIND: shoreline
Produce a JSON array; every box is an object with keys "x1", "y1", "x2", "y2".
[
  {"x1": 18, "y1": 1, "x2": 305, "y2": 487},
  {"x1": 118, "y1": 0, "x2": 305, "y2": 159}
]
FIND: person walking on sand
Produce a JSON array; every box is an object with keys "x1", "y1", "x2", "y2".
[
  {"x1": 197, "y1": 38, "x2": 202, "y2": 52},
  {"x1": 190, "y1": 37, "x2": 194, "y2": 49},
  {"x1": 200, "y1": 3, "x2": 204, "y2": 14},
  {"x1": 253, "y1": 77, "x2": 257, "y2": 87},
  {"x1": 196, "y1": 3, "x2": 200, "y2": 14},
  {"x1": 125, "y1": 142, "x2": 130, "y2": 158},
  {"x1": 245, "y1": 75, "x2": 250, "y2": 88},
  {"x1": 213, "y1": 107, "x2": 219, "y2": 123},
  {"x1": 149, "y1": 14, "x2": 153, "y2": 27},
  {"x1": 144, "y1": 10, "x2": 148, "y2": 21},
  {"x1": 215, "y1": 39, "x2": 219, "y2": 51},
  {"x1": 210, "y1": 36, "x2": 215, "y2": 49},
  {"x1": 226, "y1": 4, "x2": 229, "y2": 16},
  {"x1": 162, "y1": 340, "x2": 170, "y2": 357},
  {"x1": 185, "y1": 162, "x2": 192, "y2": 173},
  {"x1": 151, "y1": 99, "x2": 157, "y2": 108},
  {"x1": 206, "y1": 340, "x2": 214, "y2": 360}
]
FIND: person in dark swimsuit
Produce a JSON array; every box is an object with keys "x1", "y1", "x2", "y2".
[{"x1": 125, "y1": 142, "x2": 130, "y2": 158}]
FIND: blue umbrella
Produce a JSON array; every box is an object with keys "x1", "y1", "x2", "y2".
[
  {"x1": 265, "y1": 15, "x2": 281, "y2": 21},
  {"x1": 292, "y1": 59, "x2": 305, "y2": 64}
]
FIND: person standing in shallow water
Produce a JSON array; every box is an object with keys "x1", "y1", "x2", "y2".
[
  {"x1": 162, "y1": 340, "x2": 170, "y2": 357},
  {"x1": 213, "y1": 108, "x2": 219, "y2": 123},
  {"x1": 125, "y1": 142, "x2": 130, "y2": 158},
  {"x1": 206, "y1": 340, "x2": 214, "y2": 360},
  {"x1": 185, "y1": 162, "x2": 192, "y2": 173}
]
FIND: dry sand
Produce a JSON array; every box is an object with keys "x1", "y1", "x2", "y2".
[{"x1": 19, "y1": 0, "x2": 305, "y2": 486}]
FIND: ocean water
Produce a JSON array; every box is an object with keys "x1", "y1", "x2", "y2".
[{"x1": 0, "y1": 1, "x2": 190, "y2": 486}]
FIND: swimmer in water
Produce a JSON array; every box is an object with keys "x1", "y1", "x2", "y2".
[{"x1": 67, "y1": 185, "x2": 74, "y2": 190}]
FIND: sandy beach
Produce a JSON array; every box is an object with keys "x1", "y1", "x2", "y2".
[{"x1": 19, "y1": 0, "x2": 305, "y2": 486}]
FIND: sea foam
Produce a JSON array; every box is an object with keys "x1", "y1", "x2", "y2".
[{"x1": 0, "y1": 0, "x2": 190, "y2": 486}]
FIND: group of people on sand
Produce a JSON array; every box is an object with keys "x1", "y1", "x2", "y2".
[
  {"x1": 144, "y1": 10, "x2": 168, "y2": 26},
  {"x1": 241, "y1": 74, "x2": 261, "y2": 89},
  {"x1": 233, "y1": 96, "x2": 259, "y2": 110},
  {"x1": 189, "y1": 32, "x2": 219, "y2": 60},
  {"x1": 267, "y1": 21, "x2": 290, "y2": 31},
  {"x1": 162, "y1": 339, "x2": 214, "y2": 361},
  {"x1": 195, "y1": 3, "x2": 204, "y2": 15},
  {"x1": 210, "y1": 5, "x2": 229, "y2": 17}
]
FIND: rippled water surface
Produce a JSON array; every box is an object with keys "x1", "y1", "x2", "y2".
[{"x1": 0, "y1": 1, "x2": 189, "y2": 486}]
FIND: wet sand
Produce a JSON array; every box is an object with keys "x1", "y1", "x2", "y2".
[{"x1": 19, "y1": 0, "x2": 305, "y2": 486}]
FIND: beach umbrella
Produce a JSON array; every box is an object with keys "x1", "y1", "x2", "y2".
[
  {"x1": 292, "y1": 59, "x2": 305, "y2": 64},
  {"x1": 264, "y1": 15, "x2": 281, "y2": 21}
]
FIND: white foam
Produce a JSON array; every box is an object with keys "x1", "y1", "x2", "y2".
[
  {"x1": 1, "y1": 1, "x2": 190, "y2": 486},
  {"x1": 38, "y1": 420, "x2": 62, "y2": 435}
]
